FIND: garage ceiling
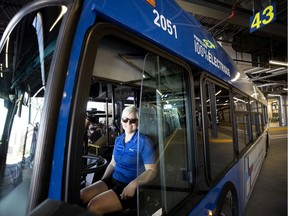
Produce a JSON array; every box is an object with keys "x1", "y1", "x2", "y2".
[
  {"x1": 0, "y1": 0, "x2": 287, "y2": 96},
  {"x1": 177, "y1": 0, "x2": 287, "y2": 96}
]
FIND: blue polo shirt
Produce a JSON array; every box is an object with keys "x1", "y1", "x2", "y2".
[{"x1": 112, "y1": 130, "x2": 155, "y2": 184}]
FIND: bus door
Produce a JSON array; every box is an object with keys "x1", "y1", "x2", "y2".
[
  {"x1": 137, "y1": 53, "x2": 194, "y2": 215},
  {"x1": 65, "y1": 22, "x2": 196, "y2": 214}
]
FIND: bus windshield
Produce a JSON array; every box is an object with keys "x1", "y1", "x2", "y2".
[
  {"x1": 79, "y1": 35, "x2": 193, "y2": 215},
  {"x1": 0, "y1": 5, "x2": 66, "y2": 215}
]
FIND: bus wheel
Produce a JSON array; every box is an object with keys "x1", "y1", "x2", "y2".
[{"x1": 215, "y1": 182, "x2": 238, "y2": 216}]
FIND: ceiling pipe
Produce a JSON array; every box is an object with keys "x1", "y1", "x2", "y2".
[
  {"x1": 244, "y1": 67, "x2": 262, "y2": 73},
  {"x1": 251, "y1": 70, "x2": 287, "y2": 81},
  {"x1": 256, "y1": 83, "x2": 287, "y2": 87},
  {"x1": 244, "y1": 67, "x2": 287, "y2": 74}
]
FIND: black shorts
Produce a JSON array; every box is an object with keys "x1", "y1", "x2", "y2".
[{"x1": 102, "y1": 177, "x2": 137, "y2": 210}]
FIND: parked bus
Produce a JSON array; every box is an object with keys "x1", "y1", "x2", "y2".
[{"x1": 0, "y1": 0, "x2": 269, "y2": 215}]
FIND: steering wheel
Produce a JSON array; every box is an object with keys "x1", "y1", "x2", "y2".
[{"x1": 81, "y1": 155, "x2": 108, "y2": 175}]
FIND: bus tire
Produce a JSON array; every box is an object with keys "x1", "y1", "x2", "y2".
[{"x1": 215, "y1": 182, "x2": 239, "y2": 216}]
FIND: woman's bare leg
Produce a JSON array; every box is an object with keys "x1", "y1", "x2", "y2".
[
  {"x1": 87, "y1": 189, "x2": 122, "y2": 215},
  {"x1": 80, "y1": 180, "x2": 108, "y2": 204}
]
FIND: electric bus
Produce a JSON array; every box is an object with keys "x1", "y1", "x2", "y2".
[{"x1": 0, "y1": 0, "x2": 269, "y2": 215}]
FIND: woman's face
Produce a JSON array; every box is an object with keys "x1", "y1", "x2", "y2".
[{"x1": 121, "y1": 111, "x2": 138, "y2": 135}]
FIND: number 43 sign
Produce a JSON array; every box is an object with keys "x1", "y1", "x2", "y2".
[{"x1": 249, "y1": 2, "x2": 276, "y2": 33}]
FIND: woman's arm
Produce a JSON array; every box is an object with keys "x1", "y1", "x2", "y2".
[
  {"x1": 120, "y1": 163, "x2": 157, "y2": 199},
  {"x1": 101, "y1": 155, "x2": 116, "y2": 180},
  {"x1": 134, "y1": 163, "x2": 157, "y2": 186}
]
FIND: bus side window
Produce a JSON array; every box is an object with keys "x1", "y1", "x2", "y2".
[
  {"x1": 263, "y1": 105, "x2": 268, "y2": 127},
  {"x1": 250, "y1": 99, "x2": 259, "y2": 140},
  {"x1": 194, "y1": 78, "x2": 206, "y2": 190},
  {"x1": 203, "y1": 80, "x2": 234, "y2": 181},
  {"x1": 258, "y1": 102, "x2": 264, "y2": 133},
  {"x1": 233, "y1": 91, "x2": 251, "y2": 153}
]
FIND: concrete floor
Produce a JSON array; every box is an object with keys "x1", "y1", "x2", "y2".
[{"x1": 244, "y1": 125, "x2": 287, "y2": 216}]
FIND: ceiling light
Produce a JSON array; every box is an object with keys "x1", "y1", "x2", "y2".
[
  {"x1": 268, "y1": 94, "x2": 281, "y2": 97},
  {"x1": 215, "y1": 90, "x2": 222, "y2": 96},
  {"x1": 127, "y1": 96, "x2": 134, "y2": 100},
  {"x1": 269, "y1": 60, "x2": 288, "y2": 67}
]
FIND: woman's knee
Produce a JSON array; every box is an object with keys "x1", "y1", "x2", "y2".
[
  {"x1": 87, "y1": 198, "x2": 104, "y2": 214},
  {"x1": 80, "y1": 181, "x2": 107, "y2": 204},
  {"x1": 80, "y1": 188, "x2": 87, "y2": 203},
  {"x1": 87, "y1": 191, "x2": 122, "y2": 215}
]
